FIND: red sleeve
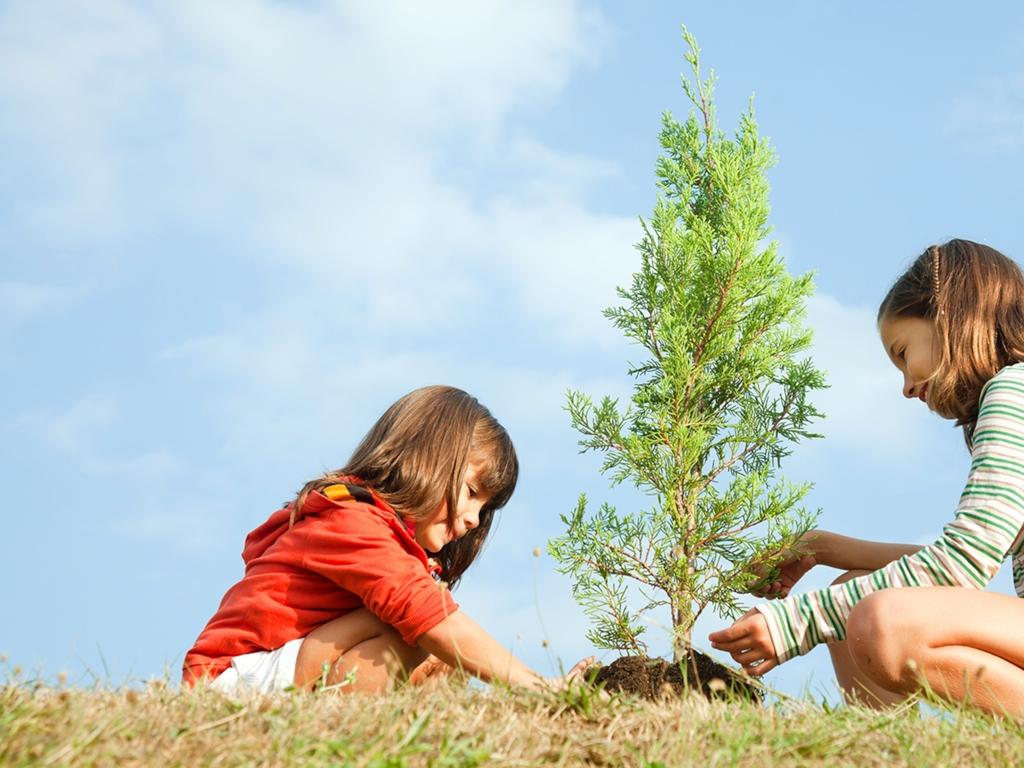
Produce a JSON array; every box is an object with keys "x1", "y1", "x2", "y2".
[{"x1": 299, "y1": 504, "x2": 459, "y2": 646}]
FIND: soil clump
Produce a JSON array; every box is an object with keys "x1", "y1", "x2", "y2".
[{"x1": 592, "y1": 652, "x2": 761, "y2": 702}]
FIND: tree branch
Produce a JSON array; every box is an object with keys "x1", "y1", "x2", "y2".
[{"x1": 700, "y1": 387, "x2": 799, "y2": 490}]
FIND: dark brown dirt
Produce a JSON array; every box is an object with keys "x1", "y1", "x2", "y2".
[{"x1": 591, "y1": 651, "x2": 762, "y2": 702}]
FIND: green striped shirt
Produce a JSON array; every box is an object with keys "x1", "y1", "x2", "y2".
[{"x1": 757, "y1": 363, "x2": 1024, "y2": 663}]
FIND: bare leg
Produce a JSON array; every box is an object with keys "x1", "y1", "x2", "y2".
[
  {"x1": 323, "y1": 631, "x2": 429, "y2": 693},
  {"x1": 294, "y1": 608, "x2": 429, "y2": 692},
  {"x1": 846, "y1": 587, "x2": 1024, "y2": 718},
  {"x1": 826, "y1": 570, "x2": 907, "y2": 709}
]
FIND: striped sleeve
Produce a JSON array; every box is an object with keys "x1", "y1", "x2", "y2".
[{"x1": 756, "y1": 364, "x2": 1024, "y2": 663}]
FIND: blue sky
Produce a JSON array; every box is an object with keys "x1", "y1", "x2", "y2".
[{"x1": 3, "y1": 1, "x2": 1024, "y2": 700}]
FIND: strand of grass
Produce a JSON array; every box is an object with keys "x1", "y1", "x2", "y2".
[{"x1": 175, "y1": 705, "x2": 249, "y2": 737}]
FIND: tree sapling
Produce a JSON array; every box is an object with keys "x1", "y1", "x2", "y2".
[{"x1": 548, "y1": 28, "x2": 826, "y2": 698}]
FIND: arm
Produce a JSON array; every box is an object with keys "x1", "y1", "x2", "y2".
[
  {"x1": 750, "y1": 371, "x2": 1024, "y2": 665},
  {"x1": 419, "y1": 612, "x2": 567, "y2": 691},
  {"x1": 303, "y1": 506, "x2": 593, "y2": 689},
  {"x1": 804, "y1": 530, "x2": 921, "y2": 572},
  {"x1": 749, "y1": 530, "x2": 920, "y2": 598},
  {"x1": 301, "y1": 503, "x2": 461, "y2": 646}
]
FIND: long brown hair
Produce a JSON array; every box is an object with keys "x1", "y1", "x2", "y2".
[
  {"x1": 877, "y1": 239, "x2": 1024, "y2": 445},
  {"x1": 291, "y1": 385, "x2": 518, "y2": 588}
]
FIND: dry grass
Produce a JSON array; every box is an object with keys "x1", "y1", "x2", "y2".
[{"x1": 4, "y1": 674, "x2": 1024, "y2": 768}]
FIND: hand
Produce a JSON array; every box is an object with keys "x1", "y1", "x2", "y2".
[
  {"x1": 748, "y1": 542, "x2": 817, "y2": 599},
  {"x1": 408, "y1": 655, "x2": 466, "y2": 687},
  {"x1": 543, "y1": 656, "x2": 596, "y2": 692},
  {"x1": 708, "y1": 609, "x2": 779, "y2": 676}
]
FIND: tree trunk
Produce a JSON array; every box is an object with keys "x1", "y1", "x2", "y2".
[
  {"x1": 673, "y1": 490, "x2": 696, "y2": 664},
  {"x1": 672, "y1": 596, "x2": 693, "y2": 664}
]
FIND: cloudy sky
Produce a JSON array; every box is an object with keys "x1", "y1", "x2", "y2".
[{"x1": 4, "y1": 1, "x2": 1024, "y2": 700}]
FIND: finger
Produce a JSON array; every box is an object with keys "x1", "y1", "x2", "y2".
[
  {"x1": 746, "y1": 657, "x2": 779, "y2": 677},
  {"x1": 708, "y1": 622, "x2": 750, "y2": 645},
  {"x1": 569, "y1": 659, "x2": 595, "y2": 681},
  {"x1": 710, "y1": 608, "x2": 763, "y2": 643},
  {"x1": 566, "y1": 656, "x2": 596, "y2": 679},
  {"x1": 712, "y1": 636, "x2": 754, "y2": 653},
  {"x1": 755, "y1": 582, "x2": 778, "y2": 598},
  {"x1": 730, "y1": 648, "x2": 764, "y2": 665}
]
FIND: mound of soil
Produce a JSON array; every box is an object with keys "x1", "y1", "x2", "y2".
[{"x1": 592, "y1": 651, "x2": 761, "y2": 702}]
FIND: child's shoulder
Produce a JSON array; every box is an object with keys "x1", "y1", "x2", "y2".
[
  {"x1": 311, "y1": 484, "x2": 406, "y2": 534},
  {"x1": 981, "y1": 362, "x2": 1024, "y2": 402},
  {"x1": 321, "y1": 483, "x2": 378, "y2": 507},
  {"x1": 988, "y1": 361, "x2": 1024, "y2": 384}
]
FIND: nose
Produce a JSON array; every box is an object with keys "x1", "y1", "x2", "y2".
[
  {"x1": 902, "y1": 373, "x2": 916, "y2": 399},
  {"x1": 463, "y1": 504, "x2": 481, "y2": 531}
]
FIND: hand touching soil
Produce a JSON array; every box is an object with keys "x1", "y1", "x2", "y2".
[
  {"x1": 708, "y1": 610, "x2": 779, "y2": 676},
  {"x1": 544, "y1": 656, "x2": 597, "y2": 692}
]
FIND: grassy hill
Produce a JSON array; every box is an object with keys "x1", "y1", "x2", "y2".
[{"x1": 4, "y1": 677, "x2": 1024, "y2": 767}]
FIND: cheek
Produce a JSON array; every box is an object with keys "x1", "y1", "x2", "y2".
[{"x1": 908, "y1": 349, "x2": 935, "y2": 379}]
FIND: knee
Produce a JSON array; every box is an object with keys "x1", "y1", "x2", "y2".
[
  {"x1": 384, "y1": 630, "x2": 429, "y2": 672},
  {"x1": 328, "y1": 627, "x2": 427, "y2": 694},
  {"x1": 846, "y1": 590, "x2": 923, "y2": 693},
  {"x1": 354, "y1": 622, "x2": 428, "y2": 677}
]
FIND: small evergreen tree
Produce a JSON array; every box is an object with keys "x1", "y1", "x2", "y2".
[{"x1": 548, "y1": 29, "x2": 826, "y2": 663}]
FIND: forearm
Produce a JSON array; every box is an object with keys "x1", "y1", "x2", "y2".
[
  {"x1": 805, "y1": 530, "x2": 921, "y2": 572},
  {"x1": 418, "y1": 612, "x2": 544, "y2": 690}
]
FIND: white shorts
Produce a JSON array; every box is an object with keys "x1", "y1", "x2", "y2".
[{"x1": 211, "y1": 637, "x2": 305, "y2": 695}]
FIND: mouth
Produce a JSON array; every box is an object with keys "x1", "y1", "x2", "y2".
[{"x1": 918, "y1": 383, "x2": 929, "y2": 403}]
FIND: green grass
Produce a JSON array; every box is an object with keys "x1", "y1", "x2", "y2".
[{"x1": 3, "y1": 675, "x2": 1024, "y2": 767}]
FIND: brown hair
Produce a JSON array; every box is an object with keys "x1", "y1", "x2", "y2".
[
  {"x1": 291, "y1": 385, "x2": 518, "y2": 588},
  {"x1": 877, "y1": 239, "x2": 1024, "y2": 445}
]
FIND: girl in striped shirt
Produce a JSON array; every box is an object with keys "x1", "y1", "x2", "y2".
[{"x1": 710, "y1": 239, "x2": 1024, "y2": 716}]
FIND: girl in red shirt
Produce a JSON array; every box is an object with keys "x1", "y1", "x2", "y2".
[{"x1": 184, "y1": 385, "x2": 591, "y2": 694}]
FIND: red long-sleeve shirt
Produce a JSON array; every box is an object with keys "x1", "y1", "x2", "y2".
[{"x1": 182, "y1": 484, "x2": 457, "y2": 685}]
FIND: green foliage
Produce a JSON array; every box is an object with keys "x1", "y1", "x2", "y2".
[{"x1": 549, "y1": 28, "x2": 826, "y2": 660}]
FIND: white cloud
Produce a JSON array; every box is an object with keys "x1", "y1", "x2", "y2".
[
  {"x1": 0, "y1": 0, "x2": 153, "y2": 241},
  {"x1": 0, "y1": 0, "x2": 608, "y2": 250},
  {"x1": 0, "y1": 281, "x2": 91, "y2": 321},
  {"x1": 163, "y1": 298, "x2": 635, "y2": 467},
  {"x1": 490, "y1": 197, "x2": 639, "y2": 345},
  {"x1": 107, "y1": 502, "x2": 233, "y2": 552},
  {"x1": 1, "y1": 0, "x2": 631, "y2": 346},
  {"x1": 18, "y1": 394, "x2": 180, "y2": 478},
  {"x1": 945, "y1": 70, "x2": 1024, "y2": 154}
]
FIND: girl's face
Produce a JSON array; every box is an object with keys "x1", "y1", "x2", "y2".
[
  {"x1": 414, "y1": 457, "x2": 489, "y2": 553},
  {"x1": 879, "y1": 314, "x2": 941, "y2": 406}
]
